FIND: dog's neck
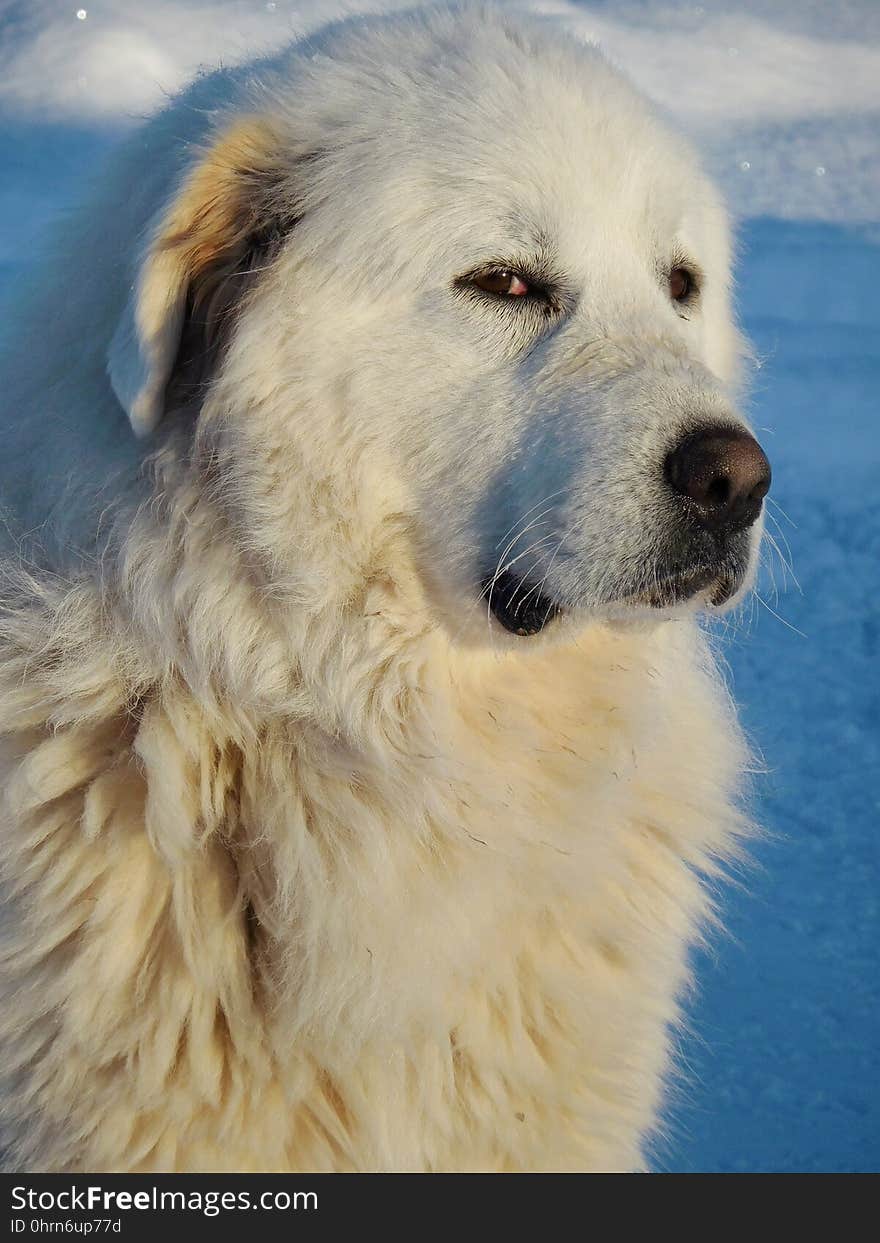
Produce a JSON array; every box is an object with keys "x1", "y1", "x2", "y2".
[{"x1": 0, "y1": 532, "x2": 743, "y2": 1115}]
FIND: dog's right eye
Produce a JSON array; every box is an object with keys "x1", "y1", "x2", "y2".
[
  {"x1": 455, "y1": 265, "x2": 561, "y2": 316},
  {"x1": 471, "y1": 269, "x2": 530, "y2": 297}
]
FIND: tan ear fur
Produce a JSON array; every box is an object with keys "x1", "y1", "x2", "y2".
[
  {"x1": 157, "y1": 117, "x2": 290, "y2": 299},
  {"x1": 108, "y1": 117, "x2": 294, "y2": 436}
]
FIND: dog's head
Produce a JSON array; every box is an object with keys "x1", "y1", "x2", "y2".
[{"x1": 108, "y1": 5, "x2": 768, "y2": 648}]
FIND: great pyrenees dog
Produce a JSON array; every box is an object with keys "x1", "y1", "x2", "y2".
[{"x1": 0, "y1": 4, "x2": 770, "y2": 1172}]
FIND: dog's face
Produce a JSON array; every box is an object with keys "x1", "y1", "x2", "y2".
[{"x1": 109, "y1": 8, "x2": 769, "y2": 647}]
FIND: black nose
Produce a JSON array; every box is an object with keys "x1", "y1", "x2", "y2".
[{"x1": 664, "y1": 426, "x2": 771, "y2": 535}]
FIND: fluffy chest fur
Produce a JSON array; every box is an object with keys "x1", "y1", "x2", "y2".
[{"x1": 0, "y1": 577, "x2": 745, "y2": 1172}]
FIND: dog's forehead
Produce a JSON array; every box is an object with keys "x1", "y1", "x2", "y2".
[
  {"x1": 269, "y1": 14, "x2": 721, "y2": 295},
  {"x1": 306, "y1": 118, "x2": 698, "y2": 288},
  {"x1": 429, "y1": 134, "x2": 694, "y2": 267},
  {"x1": 291, "y1": 30, "x2": 699, "y2": 264}
]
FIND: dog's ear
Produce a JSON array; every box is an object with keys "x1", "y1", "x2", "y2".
[{"x1": 108, "y1": 116, "x2": 296, "y2": 437}]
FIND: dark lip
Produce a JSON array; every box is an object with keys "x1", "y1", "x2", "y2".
[
  {"x1": 627, "y1": 564, "x2": 743, "y2": 609},
  {"x1": 481, "y1": 560, "x2": 745, "y2": 634},
  {"x1": 482, "y1": 570, "x2": 561, "y2": 636}
]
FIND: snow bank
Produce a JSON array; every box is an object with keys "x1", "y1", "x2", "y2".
[{"x1": 0, "y1": 1, "x2": 878, "y2": 223}]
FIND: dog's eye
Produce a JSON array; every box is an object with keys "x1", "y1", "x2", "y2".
[
  {"x1": 669, "y1": 267, "x2": 694, "y2": 302},
  {"x1": 472, "y1": 269, "x2": 530, "y2": 297}
]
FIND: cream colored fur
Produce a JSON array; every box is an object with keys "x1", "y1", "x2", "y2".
[{"x1": 0, "y1": 4, "x2": 757, "y2": 1172}]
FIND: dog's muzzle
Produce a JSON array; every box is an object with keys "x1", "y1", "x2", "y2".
[
  {"x1": 647, "y1": 423, "x2": 771, "y2": 608},
  {"x1": 483, "y1": 425, "x2": 770, "y2": 635}
]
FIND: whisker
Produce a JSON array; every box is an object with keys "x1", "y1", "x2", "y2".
[
  {"x1": 763, "y1": 529, "x2": 802, "y2": 595},
  {"x1": 755, "y1": 591, "x2": 807, "y2": 638},
  {"x1": 491, "y1": 513, "x2": 554, "y2": 579},
  {"x1": 526, "y1": 518, "x2": 582, "y2": 614},
  {"x1": 477, "y1": 534, "x2": 559, "y2": 603},
  {"x1": 494, "y1": 490, "x2": 568, "y2": 551},
  {"x1": 767, "y1": 496, "x2": 797, "y2": 529},
  {"x1": 764, "y1": 511, "x2": 800, "y2": 591}
]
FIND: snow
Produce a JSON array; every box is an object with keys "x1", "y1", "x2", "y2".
[
  {"x1": 0, "y1": 0, "x2": 877, "y2": 1172},
  {"x1": 663, "y1": 218, "x2": 880, "y2": 1171}
]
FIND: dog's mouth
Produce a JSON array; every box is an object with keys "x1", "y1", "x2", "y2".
[
  {"x1": 626, "y1": 564, "x2": 743, "y2": 610},
  {"x1": 483, "y1": 561, "x2": 744, "y2": 636},
  {"x1": 483, "y1": 570, "x2": 561, "y2": 636}
]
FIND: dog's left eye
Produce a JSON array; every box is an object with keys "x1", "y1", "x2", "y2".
[
  {"x1": 669, "y1": 267, "x2": 695, "y2": 302},
  {"x1": 472, "y1": 269, "x2": 530, "y2": 297}
]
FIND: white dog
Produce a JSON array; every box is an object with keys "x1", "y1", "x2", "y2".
[{"x1": 0, "y1": 3, "x2": 769, "y2": 1171}]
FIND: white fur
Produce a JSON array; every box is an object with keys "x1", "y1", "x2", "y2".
[{"x1": 0, "y1": 4, "x2": 758, "y2": 1172}]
